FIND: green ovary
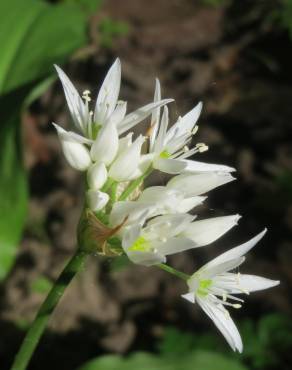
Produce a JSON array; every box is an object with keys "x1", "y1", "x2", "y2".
[
  {"x1": 128, "y1": 236, "x2": 152, "y2": 252},
  {"x1": 159, "y1": 150, "x2": 171, "y2": 159},
  {"x1": 197, "y1": 279, "x2": 213, "y2": 297},
  {"x1": 91, "y1": 124, "x2": 101, "y2": 140}
]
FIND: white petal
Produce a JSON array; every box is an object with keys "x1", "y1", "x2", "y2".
[
  {"x1": 126, "y1": 154, "x2": 155, "y2": 181},
  {"x1": 181, "y1": 215, "x2": 241, "y2": 248},
  {"x1": 117, "y1": 99, "x2": 173, "y2": 135},
  {"x1": 86, "y1": 190, "x2": 109, "y2": 211},
  {"x1": 139, "y1": 186, "x2": 180, "y2": 202},
  {"x1": 52, "y1": 123, "x2": 93, "y2": 145},
  {"x1": 109, "y1": 201, "x2": 155, "y2": 227},
  {"x1": 122, "y1": 224, "x2": 142, "y2": 248},
  {"x1": 181, "y1": 292, "x2": 196, "y2": 304},
  {"x1": 109, "y1": 135, "x2": 145, "y2": 181},
  {"x1": 153, "y1": 105, "x2": 169, "y2": 153},
  {"x1": 126, "y1": 250, "x2": 166, "y2": 266},
  {"x1": 202, "y1": 229, "x2": 267, "y2": 271},
  {"x1": 182, "y1": 160, "x2": 236, "y2": 173},
  {"x1": 87, "y1": 162, "x2": 107, "y2": 190},
  {"x1": 200, "y1": 257, "x2": 246, "y2": 279},
  {"x1": 196, "y1": 297, "x2": 243, "y2": 352},
  {"x1": 176, "y1": 196, "x2": 207, "y2": 213},
  {"x1": 149, "y1": 78, "x2": 162, "y2": 152},
  {"x1": 155, "y1": 236, "x2": 196, "y2": 255},
  {"x1": 217, "y1": 274, "x2": 280, "y2": 294},
  {"x1": 94, "y1": 58, "x2": 121, "y2": 123},
  {"x1": 117, "y1": 132, "x2": 133, "y2": 155},
  {"x1": 145, "y1": 214, "x2": 194, "y2": 239},
  {"x1": 54, "y1": 125, "x2": 91, "y2": 171},
  {"x1": 153, "y1": 157, "x2": 187, "y2": 174},
  {"x1": 167, "y1": 172, "x2": 235, "y2": 197},
  {"x1": 108, "y1": 101, "x2": 127, "y2": 126},
  {"x1": 54, "y1": 66, "x2": 89, "y2": 134},
  {"x1": 90, "y1": 120, "x2": 119, "y2": 165},
  {"x1": 165, "y1": 102, "x2": 202, "y2": 142}
]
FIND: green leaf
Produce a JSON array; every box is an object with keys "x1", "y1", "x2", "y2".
[
  {"x1": 0, "y1": 0, "x2": 88, "y2": 95},
  {"x1": 0, "y1": 88, "x2": 29, "y2": 279},
  {"x1": 0, "y1": 0, "x2": 92, "y2": 279},
  {"x1": 23, "y1": 75, "x2": 57, "y2": 111},
  {"x1": 78, "y1": 351, "x2": 248, "y2": 370}
]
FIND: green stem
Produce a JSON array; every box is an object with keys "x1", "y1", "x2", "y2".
[
  {"x1": 10, "y1": 249, "x2": 88, "y2": 370},
  {"x1": 157, "y1": 263, "x2": 190, "y2": 281},
  {"x1": 119, "y1": 166, "x2": 153, "y2": 201},
  {"x1": 101, "y1": 177, "x2": 115, "y2": 193}
]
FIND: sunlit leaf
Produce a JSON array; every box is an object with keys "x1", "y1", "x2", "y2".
[{"x1": 0, "y1": 0, "x2": 88, "y2": 95}]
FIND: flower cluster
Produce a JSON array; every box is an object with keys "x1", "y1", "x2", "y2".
[{"x1": 54, "y1": 59, "x2": 279, "y2": 353}]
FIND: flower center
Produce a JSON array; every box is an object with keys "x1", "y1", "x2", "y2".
[
  {"x1": 197, "y1": 279, "x2": 213, "y2": 297},
  {"x1": 159, "y1": 150, "x2": 171, "y2": 159},
  {"x1": 128, "y1": 236, "x2": 152, "y2": 252}
]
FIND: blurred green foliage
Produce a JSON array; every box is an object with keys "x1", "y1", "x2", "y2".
[
  {"x1": 158, "y1": 313, "x2": 292, "y2": 370},
  {"x1": 200, "y1": 0, "x2": 230, "y2": 6},
  {"x1": 78, "y1": 351, "x2": 247, "y2": 370},
  {"x1": 99, "y1": 17, "x2": 129, "y2": 48},
  {"x1": 0, "y1": 0, "x2": 99, "y2": 280},
  {"x1": 275, "y1": 171, "x2": 292, "y2": 200},
  {"x1": 78, "y1": 313, "x2": 292, "y2": 370},
  {"x1": 31, "y1": 276, "x2": 53, "y2": 294},
  {"x1": 278, "y1": 0, "x2": 292, "y2": 38}
]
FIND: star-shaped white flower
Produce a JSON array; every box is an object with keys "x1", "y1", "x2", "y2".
[
  {"x1": 182, "y1": 229, "x2": 280, "y2": 352},
  {"x1": 53, "y1": 59, "x2": 172, "y2": 171},
  {"x1": 147, "y1": 79, "x2": 235, "y2": 175},
  {"x1": 120, "y1": 213, "x2": 240, "y2": 266}
]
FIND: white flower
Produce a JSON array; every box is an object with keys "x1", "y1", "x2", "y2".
[
  {"x1": 148, "y1": 79, "x2": 235, "y2": 175},
  {"x1": 167, "y1": 172, "x2": 235, "y2": 197},
  {"x1": 86, "y1": 190, "x2": 109, "y2": 212},
  {"x1": 54, "y1": 59, "x2": 173, "y2": 142},
  {"x1": 87, "y1": 162, "x2": 107, "y2": 190},
  {"x1": 53, "y1": 123, "x2": 91, "y2": 171},
  {"x1": 122, "y1": 214, "x2": 196, "y2": 265},
  {"x1": 90, "y1": 120, "x2": 119, "y2": 164},
  {"x1": 108, "y1": 135, "x2": 145, "y2": 181},
  {"x1": 182, "y1": 229, "x2": 280, "y2": 352}
]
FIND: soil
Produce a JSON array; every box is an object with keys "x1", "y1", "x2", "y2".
[{"x1": 1, "y1": 1, "x2": 292, "y2": 369}]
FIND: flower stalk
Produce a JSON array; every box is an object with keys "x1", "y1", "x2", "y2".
[
  {"x1": 10, "y1": 249, "x2": 88, "y2": 370},
  {"x1": 157, "y1": 263, "x2": 190, "y2": 281}
]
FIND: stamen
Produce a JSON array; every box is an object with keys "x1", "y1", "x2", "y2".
[
  {"x1": 183, "y1": 145, "x2": 189, "y2": 153},
  {"x1": 82, "y1": 90, "x2": 92, "y2": 103},
  {"x1": 195, "y1": 143, "x2": 209, "y2": 153},
  {"x1": 192, "y1": 125, "x2": 199, "y2": 135}
]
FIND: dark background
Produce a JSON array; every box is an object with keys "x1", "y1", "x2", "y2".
[{"x1": 1, "y1": 1, "x2": 291, "y2": 369}]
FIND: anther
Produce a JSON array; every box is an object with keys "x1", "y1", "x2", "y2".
[
  {"x1": 192, "y1": 126, "x2": 199, "y2": 135},
  {"x1": 196, "y1": 143, "x2": 209, "y2": 153}
]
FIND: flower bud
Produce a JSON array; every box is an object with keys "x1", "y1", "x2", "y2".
[
  {"x1": 90, "y1": 121, "x2": 119, "y2": 165},
  {"x1": 109, "y1": 135, "x2": 145, "y2": 181},
  {"x1": 86, "y1": 190, "x2": 109, "y2": 212},
  {"x1": 53, "y1": 123, "x2": 91, "y2": 171},
  {"x1": 87, "y1": 162, "x2": 107, "y2": 190}
]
